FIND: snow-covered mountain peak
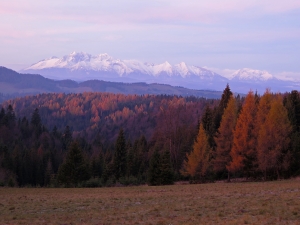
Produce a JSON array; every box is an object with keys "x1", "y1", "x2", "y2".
[
  {"x1": 174, "y1": 62, "x2": 189, "y2": 77},
  {"x1": 230, "y1": 68, "x2": 275, "y2": 81},
  {"x1": 23, "y1": 52, "x2": 233, "y2": 84},
  {"x1": 97, "y1": 53, "x2": 113, "y2": 61},
  {"x1": 63, "y1": 52, "x2": 92, "y2": 63},
  {"x1": 152, "y1": 61, "x2": 173, "y2": 76}
]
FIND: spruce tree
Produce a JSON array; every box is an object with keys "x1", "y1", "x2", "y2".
[
  {"x1": 0, "y1": 108, "x2": 5, "y2": 124},
  {"x1": 57, "y1": 142, "x2": 90, "y2": 187},
  {"x1": 214, "y1": 84, "x2": 233, "y2": 131},
  {"x1": 147, "y1": 149, "x2": 161, "y2": 186},
  {"x1": 201, "y1": 105, "x2": 215, "y2": 148},
  {"x1": 113, "y1": 128, "x2": 127, "y2": 179},
  {"x1": 284, "y1": 90, "x2": 300, "y2": 175},
  {"x1": 3, "y1": 105, "x2": 15, "y2": 128},
  {"x1": 159, "y1": 150, "x2": 174, "y2": 185},
  {"x1": 31, "y1": 108, "x2": 42, "y2": 127},
  {"x1": 31, "y1": 108, "x2": 42, "y2": 137},
  {"x1": 62, "y1": 125, "x2": 72, "y2": 151},
  {"x1": 126, "y1": 141, "x2": 135, "y2": 177}
]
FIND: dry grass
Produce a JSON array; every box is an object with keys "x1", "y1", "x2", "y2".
[{"x1": 1, "y1": 179, "x2": 300, "y2": 224}]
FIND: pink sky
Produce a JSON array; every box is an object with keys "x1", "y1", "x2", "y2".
[{"x1": 1, "y1": 0, "x2": 300, "y2": 80}]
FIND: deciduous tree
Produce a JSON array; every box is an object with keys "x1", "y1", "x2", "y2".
[
  {"x1": 214, "y1": 96, "x2": 237, "y2": 181},
  {"x1": 228, "y1": 91, "x2": 257, "y2": 177},
  {"x1": 257, "y1": 95, "x2": 292, "y2": 179},
  {"x1": 181, "y1": 124, "x2": 211, "y2": 182}
]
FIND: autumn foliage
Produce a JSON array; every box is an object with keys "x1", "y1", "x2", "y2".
[
  {"x1": 181, "y1": 124, "x2": 211, "y2": 181},
  {"x1": 182, "y1": 87, "x2": 299, "y2": 182},
  {"x1": 0, "y1": 86, "x2": 299, "y2": 186},
  {"x1": 214, "y1": 96, "x2": 237, "y2": 180},
  {"x1": 257, "y1": 95, "x2": 292, "y2": 179},
  {"x1": 228, "y1": 91, "x2": 257, "y2": 177}
]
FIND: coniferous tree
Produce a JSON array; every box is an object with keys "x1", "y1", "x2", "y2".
[
  {"x1": 214, "y1": 84, "x2": 233, "y2": 131},
  {"x1": 257, "y1": 95, "x2": 292, "y2": 179},
  {"x1": 31, "y1": 108, "x2": 42, "y2": 137},
  {"x1": 255, "y1": 90, "x2": 273, "y2": 178},
  {"x1": 284, "y1": 90, "x2": 300, "y2": 176},
  {"x1": 181, "y1": 124, "x2": 211, "y2": 182},
  {"x1": 214, "y1": 96, "x2": 237, "y2": 181},
  {"x1": 4, "y1": 105, "x2": 16, "y2": 128},
  {"x1": 0, "y1": 108, "x2": 5, "y2": 124},
  {"x1": 255, "y1": 90, "x2": 273, "y2": 131},
  {"x1": 126, "y1": 141, "x2": 135, "y2": 177},
  {"x1": 159, "y1": 150, "x2": 174, "y2": 185},
  {"x1": 147, "y1": 149, "x2": 161, "y2": 186},
  {"x1": 201, "y1": 105, "x2": 215, "y2": 148},
  {"x1": 228, "y1": 91, "x2": 257, "y2": 178},
  {"x1": 113, "y1": 128, "x2": 127, "y2": 179},
  {"x1": 62, "y1": 125, "x2": 72, "y2": 151},
  {"x1": 31, "y1": 108, "x2": 42, "y2": 127},
  {"x1": 57, "y1": 141, "x2": 90, "y2": 187}
]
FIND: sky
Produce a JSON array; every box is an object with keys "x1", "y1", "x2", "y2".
[{"x1": 1, "y1": 0, "x2": 300, "y2": 80}]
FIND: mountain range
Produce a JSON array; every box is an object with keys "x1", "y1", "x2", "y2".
[
  {"x1": 22, "y1": 52, "x2": 300, "y2": 93},
  {"x1": 0, "y1": 66, "x2": 224, "y2": 103}
]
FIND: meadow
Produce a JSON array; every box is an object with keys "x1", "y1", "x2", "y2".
[{"x1": 0, "y1": 179, "x2": 300, "y2": 225}]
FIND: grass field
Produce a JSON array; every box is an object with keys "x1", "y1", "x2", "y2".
[{"x1": 0, "y1": 179, "x2": 300, "y2": 225}]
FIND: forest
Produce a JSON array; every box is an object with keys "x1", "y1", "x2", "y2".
[{"x1": 0, "y1": 85, "x2": 299, "y2": 187}]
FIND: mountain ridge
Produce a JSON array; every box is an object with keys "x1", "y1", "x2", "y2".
[
  {"x1": 21, "y1": 52, "x2": 300, "y2": 93},
  {"x1": 0, "y1": 66, "x2": 225, "y2": 103}
]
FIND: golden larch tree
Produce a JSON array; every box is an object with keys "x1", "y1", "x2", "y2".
[
  {"x1": 255, "y1": 89, "x2": 273, "y2": 128},
  {"x1": 214, "y1": 96, "x2": 238, "y2": 181},
  {"x1": 228, "y1": 91, "x2": 257, "y2": 177},
  {"x1": 181, "y1": 123, "x2": 211, "y2": 181},
  {"x1": 257, "y1": 95, "x2": 292, "y2": 179}
]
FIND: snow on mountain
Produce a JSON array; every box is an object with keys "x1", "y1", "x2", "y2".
[
  {"x1": 22, "y1": 52, "x2": 299, "y2": 93},
  {"x1": 174, "y1": 62, "x2": 188, "y2": 77},
  {"x1": 24, "y1": 51, "x2": 223, "y2": 80},
  {"x1": 230, "y1": 68, "x2": 275, "y2": 81}
]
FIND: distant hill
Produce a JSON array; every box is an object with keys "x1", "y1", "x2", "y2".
[{"x1": 0, "y1": 66, "x2": 224, "y2": 102}]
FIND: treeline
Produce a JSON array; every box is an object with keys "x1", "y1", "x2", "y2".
[
  {"x1": 0, "y1": 86, "x2": 299, "y2": 187},
  {"x1": 0, "y1": 93, "x2": 219, "y2": 187},
  {"x1": 182, "y1": 86, "x2": 300, "y2": 182},
  {"x1": 2, "y1": 93, "x2": 216, "y2": 145}
]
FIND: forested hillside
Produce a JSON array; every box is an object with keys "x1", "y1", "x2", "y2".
[
  {"x1": 0, "y1": 86, "x2": 299, "y2": 187},
  {"x1": 0, "y1": 92, "x2": 219, "y2": 186}
]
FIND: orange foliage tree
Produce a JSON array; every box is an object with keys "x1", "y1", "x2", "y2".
[
  {"x1": 257, "y1": 95, "x2": 292, "y2": 179},
  {"x1": 181, "y1": 124, "x2": 211, "y2": 182},
  {"x1": 214, "y1": 96, "x2": 237, "y2": 181},
  {"x1": 228, "y1": 91, "x2": 257, "y2": 177},
  {"x1": 255, "y1": 90, "x2": 273, "y2": 132}
]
